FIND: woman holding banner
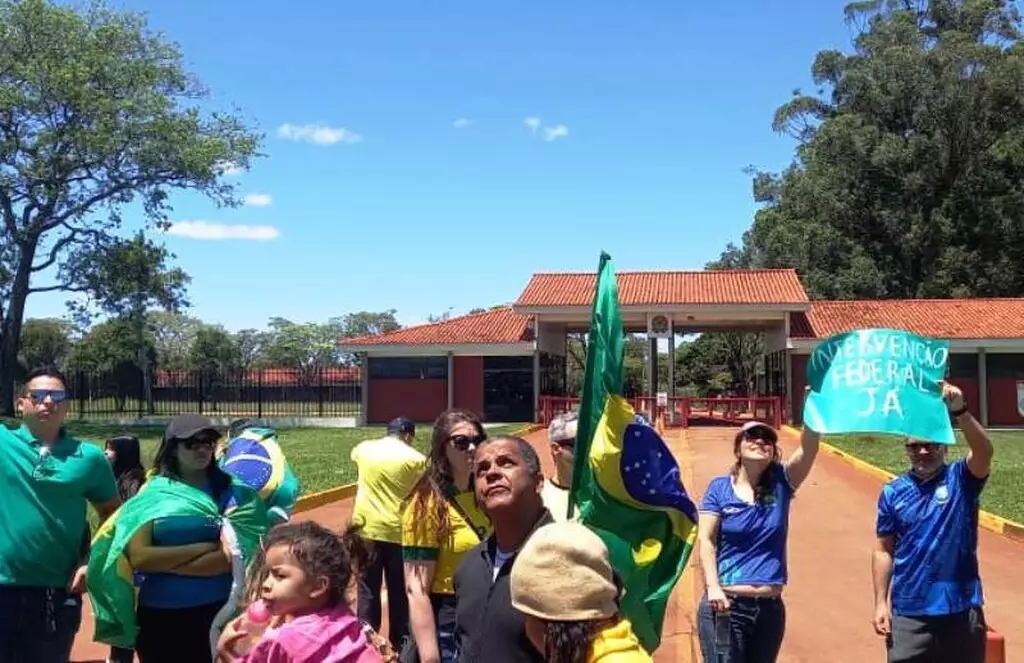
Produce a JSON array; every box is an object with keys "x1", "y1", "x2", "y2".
[{"x1": 695, "y1": 420, "x2": 821, "y2": 662}]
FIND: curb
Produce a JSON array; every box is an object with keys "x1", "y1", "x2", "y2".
[
  {"x1": 293, "y1": 483, "x2": 358, "y2": 514},
  {"x1": 780, "y1": 426, "x2": 1024, "y2": 544},
  {"x1": 288, "y1": 423, "x2": 543, "y2": 516}
]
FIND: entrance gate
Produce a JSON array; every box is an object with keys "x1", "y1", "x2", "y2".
[{"x1": 537, "y1": 395, "x2": 783, "y2": 430}]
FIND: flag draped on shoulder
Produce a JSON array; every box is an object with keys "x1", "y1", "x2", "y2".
[
  {"x1": 87, "y1": 475, "x2": 270, "y2": 649},
  {"x1": 568, "y1": 252, "x2": 699, "y2": 653}
]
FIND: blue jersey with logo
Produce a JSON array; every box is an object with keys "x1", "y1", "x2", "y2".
[
  {"x1": 137, "y1": 483, "x2": 239, "y2": 609},
  {"x1": 699, "y1": 465, "x2": 793, "y2": 587},
  {"x1": 876, "y1": 460, "x2": 986, "y2": 617}
]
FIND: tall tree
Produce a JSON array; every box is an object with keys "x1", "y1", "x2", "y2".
[
  {"x1": 0, "y1": 0, "x2": 260, "y2": 413},
  {"x1": 336, "y1": 310, "x2": 401, "y2": 337},
  {"x1": 234, "y1": 328, "x2": 269, "y2": 370},
  {"x1": 260, "y1": 317, "x2": 343, "y2": 381},
  {"x1": 150, "y1": 311, "x2": 202, "y2": 371},
  {"x1": 67, "y1": 232, "x2": 189, "y2": 413},
  {"x1": 740, "y1": 0, "x2": 1024, "y2": 299},
  {"x1": 17, "y1": 317, "x2": 71, "y2": 375}
]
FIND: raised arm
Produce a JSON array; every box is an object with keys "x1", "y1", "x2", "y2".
[
  {"x1": 784, "y1": 426, "x2": 821, "y2": 490},
  {"x1": 943, "y1": 382, "x2": 993, "y2": 480}
]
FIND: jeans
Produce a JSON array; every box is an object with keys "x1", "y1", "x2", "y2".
[
  {"x1": 0, "y1": 586, "x2": 83, "y2": 663},
  {"x1": 357, "y1": 540, "x2": 410, "y2": 648},
  {"x1": 697, "y1": 592, "x2": 786, "y2": 663}
]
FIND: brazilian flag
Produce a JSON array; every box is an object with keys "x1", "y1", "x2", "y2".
[
  {"x1": 568, "y1": 252, "x2": 699, "y2": 653},
  {"x1": 220, "y1": 426, "x2": 301, "y2": 524},
  {"x1": 87, "y1": 476, "x2": 270, "y2": 648}
]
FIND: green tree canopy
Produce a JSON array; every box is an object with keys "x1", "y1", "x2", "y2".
[
  {"x1": 0, "y1": 0, "x2": 261, "y2": 413},
  {"x1": 738, "y1": 0, "x2": 1024, "y2": 299}
]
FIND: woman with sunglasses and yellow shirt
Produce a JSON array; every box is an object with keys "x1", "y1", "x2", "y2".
[{"x1": 401, "y1": 409, "x2": 492, "y2": 663}]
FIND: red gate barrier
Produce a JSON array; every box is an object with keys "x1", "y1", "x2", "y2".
[{"x1": 538, "y1": 395, "x2": 782, "y2": 430}]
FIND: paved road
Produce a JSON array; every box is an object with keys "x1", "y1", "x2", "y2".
[{"x1": 686, "y1": 425, "x2": 1024, "y2": 663}]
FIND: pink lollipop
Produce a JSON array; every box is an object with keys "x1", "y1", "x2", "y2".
[{"x1": 246, "y1": 600, "x2": 271, "y2": 624}]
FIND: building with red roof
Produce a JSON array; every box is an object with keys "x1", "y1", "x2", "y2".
[{"x1": 338, "y1": 269, "x2": 1024, "y2": 427}]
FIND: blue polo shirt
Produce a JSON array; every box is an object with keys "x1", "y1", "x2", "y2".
[
  {"x1": 137, "y1": 482, "x2": 239, "y2": 609},
  {"x1": 699, "y1": 465, "x2": 793, "y2": 587},
  {"x1": 876, "y1": 460, "x2": 986, "y2": 617}
]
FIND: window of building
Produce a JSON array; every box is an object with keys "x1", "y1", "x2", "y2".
[{"x1": 368, "y1": 357, "x2": 448, "y2": 380}]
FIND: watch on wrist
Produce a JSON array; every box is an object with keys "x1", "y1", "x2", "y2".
[{"x1": 950, "y1": 403, "x2": 969, "y2": 418}]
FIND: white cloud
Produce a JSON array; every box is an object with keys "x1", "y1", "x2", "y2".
[
  {"x1": 276, "y1": 123, "x2": 362, "y2": 145},
  {"x1": 243, "y1": 193, "x2": 273, "y2": 207},
  {"x1": 543, "y1": 124, "x2": 569, "y2": 141},
  {"x1": 523, "y1": 117, "x2": 541, "y2": 133},
  {"x1": 166, "y1": 221, "x2": 280, "y2": 241},
  {"x1": 452, "y1": 118, "x2": 472, "y2": 129},
  {"x1": 214, "y1": 160, "x2": 244, "y2": 176}
]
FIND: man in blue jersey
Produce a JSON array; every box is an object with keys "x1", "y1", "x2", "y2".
[{"x1": 872, "y1": 382, "x2": 993, "y2": 663}]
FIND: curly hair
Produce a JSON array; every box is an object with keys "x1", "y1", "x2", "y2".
[
  {"x1": 244, "y1": 521, "x2": 369, "y2": 608},
  {"x1": 730, "y1": 428, "x2": 783, "y2": 503},
  {"x1": 542, "y1": 620, "x2": 600, "y2": 663},
  {"x1": 406, "y1": 408, "x2": 485, "y2": 542}
]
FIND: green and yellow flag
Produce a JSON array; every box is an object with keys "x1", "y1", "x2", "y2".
[
  {"x1": 87, "y1": 476, "x2": 270, "y2": 648},
  {"x1": 568, "y1": 252, "x2": 699, "y2": 653}
]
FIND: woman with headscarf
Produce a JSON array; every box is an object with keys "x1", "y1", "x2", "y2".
[{"x1": 400, "y1": 409, "x2": 491, "y2": 663}]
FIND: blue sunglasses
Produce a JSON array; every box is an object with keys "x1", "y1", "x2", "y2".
[{"x1": 26, "y1": 389, "x2": 70, "y2": 404}]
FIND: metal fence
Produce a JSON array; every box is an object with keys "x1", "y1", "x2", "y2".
[{"x1": 63, "y1": 367, "x2": 362, "y2": 419}]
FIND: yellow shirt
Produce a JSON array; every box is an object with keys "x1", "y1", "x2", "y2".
[
  {"x1": 401, "y1": 482, "x2": 491, "y2": 595},
  {"x1": 588, "y1": 619, "x2": 652, "y2": 663},
  {"x1": 350, "y1": 436, "x2": 427, "y2": 544}
]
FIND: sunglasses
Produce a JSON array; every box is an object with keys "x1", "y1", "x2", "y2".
[
  {"x1": 449, "y1": 434, "x2": 486, "y2": 451},
  {"x1": 744, "y1": 435, "x2": 776, "y2": 447},
  {"x1": 180, "y1": 436, "x2": 218, "y2": 450},
  {"x1": 555, "y1": 438, "x2": 576, "y2": 449},
  {"x1": 906, "y1": 442, "x2": 940, "y2": 453},
  {"x1": 25, "y1": 389, "x2": 69, "y2": 405}
]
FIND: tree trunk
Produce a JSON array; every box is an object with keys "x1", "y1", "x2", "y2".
[{"x1": 0, "y1": 240, "x2": 39, "y2": 415}]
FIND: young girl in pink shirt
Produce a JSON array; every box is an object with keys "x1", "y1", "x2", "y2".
[{"x1": 216, "y1": 521, "x2": 388, "y2": 663}]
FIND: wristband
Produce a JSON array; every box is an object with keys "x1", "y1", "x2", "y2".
[{"x1": 950, "y1": 404, "x2": 969, "y2": 418}]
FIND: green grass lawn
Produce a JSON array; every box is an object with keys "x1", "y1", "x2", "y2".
[
  {"x1": 2, "y1": 419, "x2": 526, "y2": 497},
  {"x1": 825, "y1": 430, "x2": 1024, "y2": 525}
]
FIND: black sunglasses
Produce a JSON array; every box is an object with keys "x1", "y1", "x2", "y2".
[
  {"x1": 906, "y1": 442, "x2": 940, "y2": 453},
  {"x1": 180, "y1": 435, "x2": 218, "y2": 450},
  {"x1": 25, "y1": 389, "x2": 69, "y2": 405},
  {"x1": 555, "y1": 437, "x2": 576, "y2": 449},
  {"x1": 449, "y1": 433, "x2": 486, "y2": 451}
]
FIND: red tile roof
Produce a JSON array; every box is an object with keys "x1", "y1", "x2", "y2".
[
  {"x1": 791, "y1": 300, "x2": 1024, "y2": 339},
  {"x1": 515, "y1": 269, "x2": 809, "y2": 307},
  {"x1": 155, "y1": 367, "x2": 360, "y2": 386},
  {"x1": 339, "y1": 307, "x2": 534, "y2": 347}
]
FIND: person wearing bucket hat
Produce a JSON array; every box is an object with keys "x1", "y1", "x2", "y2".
[
  {"x1": 510, "y1": 522, "x2": 650, "y2": 662},
  {"x1": 695, "y1": 420, "x2": 821, "y2": 663}
]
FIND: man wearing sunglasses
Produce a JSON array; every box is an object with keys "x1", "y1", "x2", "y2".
[
  {"x1": 0, "y1": 366, "x2": 121, "y2": 662},
  {"x1": 872, "y1": 382, "x2": 994, "y2": 663},
  {"x1": 541, "y1": 412, "x2": 580, "y2": 523}
]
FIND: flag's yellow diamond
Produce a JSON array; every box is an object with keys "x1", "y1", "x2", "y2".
[{"x1": 632, "y1": 537, "x2": 662, "y2": 565}]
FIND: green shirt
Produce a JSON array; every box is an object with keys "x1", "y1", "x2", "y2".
[{"x1": 0, "y1": 424, "x2": 118, "y2": 587}]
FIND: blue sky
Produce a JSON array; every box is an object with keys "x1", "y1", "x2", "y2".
[{"x1": 26, "y1": 0, "x2": 857, "y2": 331}]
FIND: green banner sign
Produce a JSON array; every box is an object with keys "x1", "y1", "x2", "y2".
[{"x1": 803, "y1": 328, "x2": 954, "y2": 444}]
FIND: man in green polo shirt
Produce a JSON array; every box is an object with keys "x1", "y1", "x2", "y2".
[{"x1": 0, "y1": 366, "x2": 121, "y2": 662}]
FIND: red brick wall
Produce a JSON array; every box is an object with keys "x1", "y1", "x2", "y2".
[
  {"x1": 988, "y1": 378, "x2": 1024, "y2": 426},
  {"x1": 452, "y1": 356, "x2": 485, "y2": 419},
  {"x1": 367, "y1": 379, "x2": 447, "y2": 424}
]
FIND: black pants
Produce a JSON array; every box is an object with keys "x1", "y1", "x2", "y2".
[
  {"x1": 697, "y1": 593, "x2": 786, "y2": 663},
  {"x1": 109, "y1": 645, "x2": 134, "y2": 663},
  {"x1": 136, "y1": 601, "x2": 223, "y2": 663},
  {"x1": 0, "y1": 586, "x2": 82, "y2": 663},
  {"x1": 887, "y1": 606, "x2": 987, "y2": 663},
  {"x1": 357, "y1": 540, "x2": 410, "y2": 648}
]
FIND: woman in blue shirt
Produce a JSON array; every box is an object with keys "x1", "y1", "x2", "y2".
[
  {"x1": 696, "y1": 421, "x2": 821, "y2": 663},
  {"x1": 126, "y1": 414, "x2": 238, "y2": 663}
]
